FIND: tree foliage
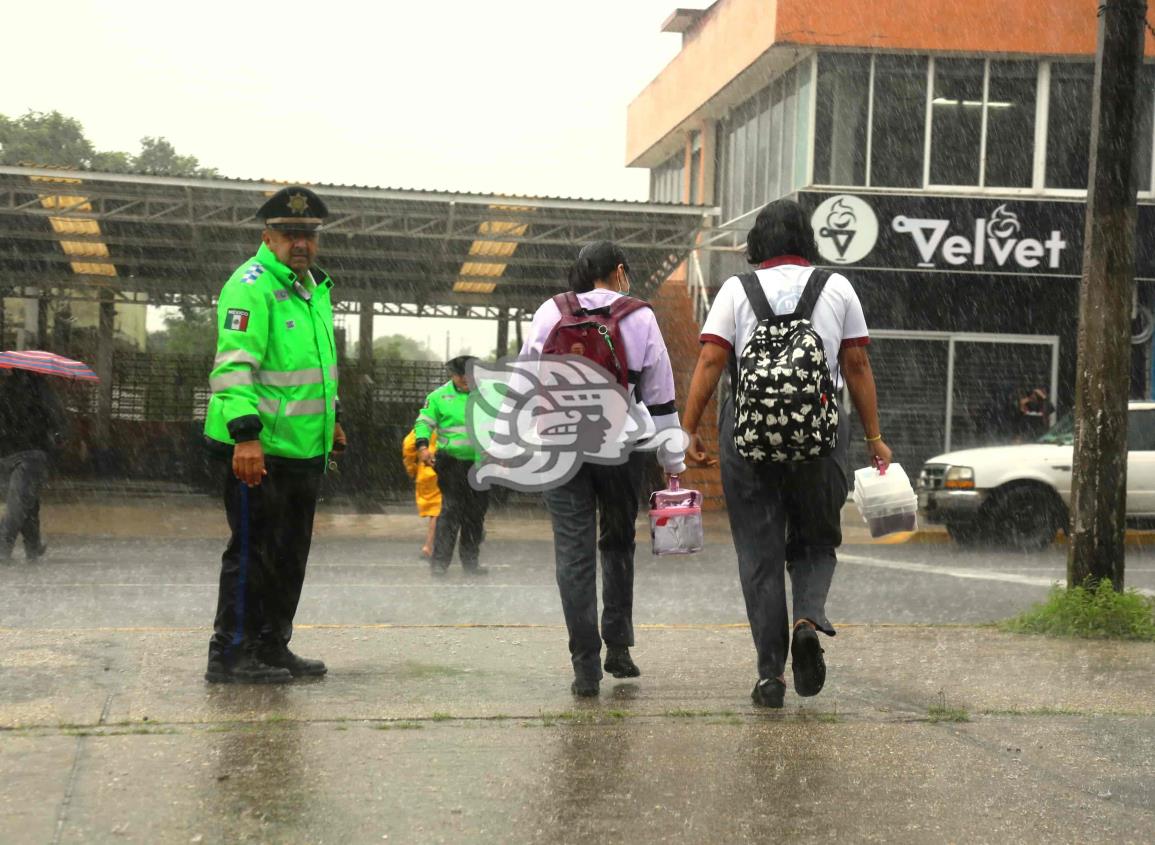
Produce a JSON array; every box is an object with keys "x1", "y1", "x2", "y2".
[
  {"x1": 147, "y1": 307, "x2": 216, "y2": 355},
  {"x1": 366, "y1": 334, "x2": 439, "y2": 361},
  {"x1": 0, "y1": 110, "x2": 217, "y2": 176}
]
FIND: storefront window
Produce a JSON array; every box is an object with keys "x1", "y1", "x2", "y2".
[
  {"x1": 814, "y1": 53, "x2": 869, "y2": 185},
  {"x1": 780, "y1": 67, "x2": 797, "y2": 199},
  {"x1": 755, "y1": 89, "x2": 770, "y2": 207},
  {"x1": 930, "y1": 58, "x2": 984, "y2": 185},
  {"x1": 984, "y1": 61, "x2": 1037, "y2": 188},
  {"x1": 767, "y1": 78, "x2": 784, "y2": 200},
  {"x1": 793, "y1": 59, "x2": 812, "y2": 191},
  {"x1": 1135, "y1": 66, "x2": 1154, "y2": 193},
  {"x1": 649, "y1": 152, "x2": 684, "y2": 204},
  {"x1": 1046, "y1": 63, "x2": 1094, "y2": 190},
  {"x1": 870, "y1": 55, "x2": 926, "y2": 188},
  {"x1": 689, "y1": 132, "x2": 702, "y2": 205}
]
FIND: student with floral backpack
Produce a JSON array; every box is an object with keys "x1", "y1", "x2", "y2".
[{"x1": 681, "y1": 200, "x2": 892, "y2": 709}]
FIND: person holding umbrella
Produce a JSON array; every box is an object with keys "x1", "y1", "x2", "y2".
[{"x1": 0, "y1": 352, "x2": 85, "y2": 561}]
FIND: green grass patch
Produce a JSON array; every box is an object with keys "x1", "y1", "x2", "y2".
[
  {"x1": 1001, "y1": 582, "x2": 1155, "y2": 641},
  {"x1": 430, "y1": 712, "x2": 453, "y2": 722},
  {"x1": 982, "y1": 707, "x2": 1082, "y2": 717},
  {"x1": 374, "y1": 721, "x2": 423, "y2": 731},
  {"x1": 927, "y1": 706, "x2": 970, "y2": 724},
  {"x1": 798, "y1": 707, "x2": 840, "y2": 724}
]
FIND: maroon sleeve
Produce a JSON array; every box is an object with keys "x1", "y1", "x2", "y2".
[{"x1": 699, "y1": 333, "x2": 733, "y2": 352}]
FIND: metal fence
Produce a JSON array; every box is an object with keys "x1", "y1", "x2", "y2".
[
  {"x1": 841, "y1": 331, "x2": 1059, "y2": 475},
  {"x1": 57, "y1": 354, "x2": 450, "y2": 501}
]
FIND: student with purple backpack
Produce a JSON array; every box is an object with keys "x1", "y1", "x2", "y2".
[{"x1": 520, "y1": 241, "x2": 686, "y2": 697}]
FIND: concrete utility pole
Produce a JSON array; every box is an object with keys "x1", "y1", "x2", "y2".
[{"x1": 1068, "y1": 0, "x2": 1148, "y2": 589}]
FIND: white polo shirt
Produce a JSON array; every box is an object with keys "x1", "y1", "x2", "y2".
[{"x1": 699, "y1": 257, "x2": 869, "y2": 389}]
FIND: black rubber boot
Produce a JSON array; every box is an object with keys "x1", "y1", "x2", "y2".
[
  {"x1": 751, "y1": 678, "x2": 786, "y2": 708},
  {"x1": 791, "y1": 626, "x2": 827, "y2": 697},
  {"x1": 603, "y1": 645, "x2": 641, "y2": 678},
  {"x1": 205, "y1": 653, "x2": 293, "y2": 684},
  {"x1": 258, "y1": 647, "x2": 327, "y2": 678}
]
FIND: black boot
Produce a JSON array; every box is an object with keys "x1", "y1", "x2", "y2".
[
  {"x1": 205, "y1": 653, "x2": 292, "y2": 684},
  {"x1": 571, "y1": 677, "x2": 599, "y2": 697},
  {"x1": 603, "y1": 645, "x2": 640, "y2": 678},
  {"x1": 258, "y1": 645, "x2": 327, "y2": 678},
  {"x1": 790, "y1": 626, "x2": 826, "y2": 697},
  {"x1": 751, "y1": 678, "x2": 786, "y2": 708}
]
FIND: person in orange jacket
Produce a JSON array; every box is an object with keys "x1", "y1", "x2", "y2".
[{"x1": 402, "y1": 429, "x2": 442, "y2": 558}]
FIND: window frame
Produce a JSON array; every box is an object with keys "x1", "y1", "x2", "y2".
[{"x1": 806, "y1": 51, "x2": 1155, "y2": 200}]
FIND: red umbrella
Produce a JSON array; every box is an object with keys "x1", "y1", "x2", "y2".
[{"x1": 0, "y1": 350, "x2": 99, "y2": 382}]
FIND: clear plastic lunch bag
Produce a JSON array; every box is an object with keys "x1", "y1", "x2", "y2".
[{"x1": 649, "y1": 475, "x2": 704, "y2": 556}]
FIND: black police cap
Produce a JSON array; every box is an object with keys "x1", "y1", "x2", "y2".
[
  {"x1": 257, "y1": 186, "x2": 329, "y2": 232},
  {"x1": 446, "y1": 355, "x2": 478, "y2": 376}
]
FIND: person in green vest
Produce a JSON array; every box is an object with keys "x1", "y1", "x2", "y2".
[
  {"x1": 414, "y1": 355, "x2": 490, "y2": 576},
  {"x1": 203, "y1": 186, "x2": 346, "y2": 684}
]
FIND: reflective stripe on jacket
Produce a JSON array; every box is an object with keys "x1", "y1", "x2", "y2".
[
  {"x1": 203, "y1": 242, "x2": 339, "y2": 461},
  {"x1": 413, "y1": 381, "x2": 477, "y2": 461}
]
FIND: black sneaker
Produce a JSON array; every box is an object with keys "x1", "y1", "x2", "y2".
[
  {"x1": 258, "y1": 647, "x2": 327, "y2": 678},
  {"x1": 751, "y1": 678, "x2": 786, "y2": 708},
  {"x1": 430, "y1": 562, "x2": 449, "y2": 577},
  {"x1": 791, "y1": 625, "x2": 826, "y2": 697},
  {"x1": 205, "y1": 653, "x2": 293, "y2": 684},
  {"x1": 463, "y1": 565, "x2": 489, "y2": 576},
  {"x1": 571, "y1": 677, "x2": 600, "y2": 698},
  {"x1": 25, "y1": 542, "x2": 47, "y2": 561},
  {"x1": 603, "y1": 646, "x2": 641, "y2": 678}
]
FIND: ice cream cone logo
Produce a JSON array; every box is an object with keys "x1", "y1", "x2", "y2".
[{"x1": 811, "y1": 195, "x2": 879, "y2": 265}]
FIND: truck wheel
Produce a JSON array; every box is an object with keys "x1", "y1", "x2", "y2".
[
  {"x1": 985, "y1": 484, "x2": 1064, "y2": 552},
  {"x1": 945, "y1": 522, "x2": 984, "y2": 546}
]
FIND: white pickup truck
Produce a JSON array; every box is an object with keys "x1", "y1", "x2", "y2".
[{"x1": 917, "y1": 401, "x2": 1155, "y2": 549}]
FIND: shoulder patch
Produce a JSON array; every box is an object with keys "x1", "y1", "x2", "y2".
[
  {"x1": 273, "y1": 288, "x2": 290, "y2": 302},
  {"x1": 240, "y1": 264, "x2": 265, "y2": 286},
  {"x1": 225, "y1": 308, "x2": 250, "y2": 332}
]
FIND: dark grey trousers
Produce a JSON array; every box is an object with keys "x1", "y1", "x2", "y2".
[
  {"x1": 719, "y1": 397, "x2": 849, "y2": 681},
  {"x1": 431, "y1": 455, "x2": 489, "y2": 571},
  {"x1": 0, "y1": 450, "x2": 47, "y2": 558},
  {"x1": 542, "y1": 454, "x2": 645, "y2": 683}
]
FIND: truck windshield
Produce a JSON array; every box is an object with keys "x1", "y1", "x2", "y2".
[{"x1": 1037, "y1": 414, "x2": 1075, "y2": 445}]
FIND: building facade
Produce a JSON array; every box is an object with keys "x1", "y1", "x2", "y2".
[{"x1": 629, "y1": 0, "x2": 1155, "y2": 472}]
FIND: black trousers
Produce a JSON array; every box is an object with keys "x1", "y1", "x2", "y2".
[
  {"x1": 431, "y1": 454, "x2": 489, "y2": 570},
  {"x1": 0, "y1": 450, "x2": 47, "y2": 556},
  {"x1": 209, "y1": 459, "x2": 322, "y2": 662},
  {"x1": 541, "y1": 454, "x2": 645, "y2": 683},
  {"x1": 720, "y1": 396, "x2": 848, "y2": 681}
]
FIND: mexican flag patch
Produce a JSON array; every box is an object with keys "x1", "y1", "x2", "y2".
[{"x1": 225, "y1": 308, "x2": 250, "y2": 332}]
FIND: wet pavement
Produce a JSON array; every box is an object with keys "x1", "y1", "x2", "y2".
[{"x1": 2, "y1": 497, "x2": 1154, "y2": 843}]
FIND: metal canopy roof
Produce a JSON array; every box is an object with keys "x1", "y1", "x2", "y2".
[{"x1": 0, "y1": 166, "x2": 713, "y2": 319}]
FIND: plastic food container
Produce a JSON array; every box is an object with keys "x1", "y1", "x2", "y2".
[
  {"x1": 853, "y1": 463, "x2": 918, "y2": 538},
  {"x1": 649, "y1": 476, "x2": 704, "y2": 556}
]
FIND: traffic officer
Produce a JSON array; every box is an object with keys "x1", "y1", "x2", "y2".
[
  {"x1": 203, "y1": 186, "x2": 346, "y2": 684},
  {"x1": 414, "y1": 355, "x2": 489, "y2": 576}
]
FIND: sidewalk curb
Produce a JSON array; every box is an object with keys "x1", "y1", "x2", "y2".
[{"x1": 882, "y1": 529, "x2": 1155, "y2": 547}]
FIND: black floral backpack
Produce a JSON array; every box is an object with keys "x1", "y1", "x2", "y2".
[{"x1": 731, "y1": 269, "x2": 839, "y2": 463}]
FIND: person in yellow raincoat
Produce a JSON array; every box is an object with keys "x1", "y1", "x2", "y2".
[{"x1": 402, "y1": 429, "x2": 442, "y2": 558}]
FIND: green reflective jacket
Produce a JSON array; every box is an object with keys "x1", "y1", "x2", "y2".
[
  {"x1": 204, "y1": 242, "x2": 339, "y2": 461},
  {"x1": 414, "y1": 381, "x2": 478, "y2": 462}
]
